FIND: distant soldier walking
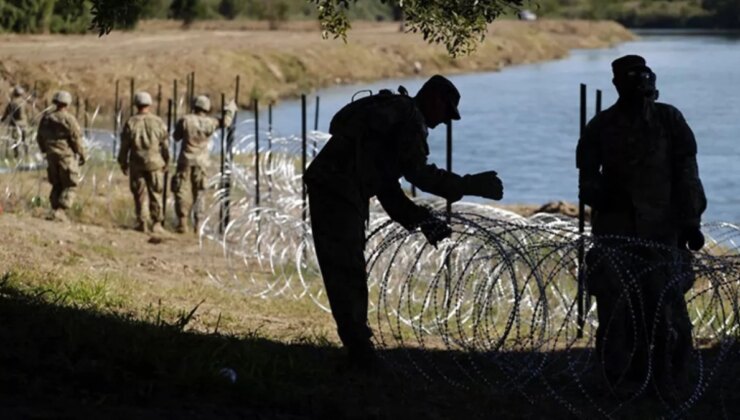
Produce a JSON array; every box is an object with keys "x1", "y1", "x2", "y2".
[
  {"x1": 2, "y1": 85, "x2": 29, "y2": 158},
  {"x1": 118, "y1": 91, "x2": 170, "y2": 233},
  {"x1": 172, "y1": 95, "x2": 235, "y2": 233},
  {"x1": 36, "y1": 91, "x2": 86, "y2": 222}
]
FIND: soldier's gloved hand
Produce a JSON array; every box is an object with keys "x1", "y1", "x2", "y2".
[
  {"x1": 78, "y1": 154, "x2": 86, "y2": 166},
  {"x1": 120, "y1": 165, "x2": 128, "y2": 176},
  {"x1": 419, "y1": 216, "x2": 452, "y2": 247},
  {"x1": 462, "y1": 171, "x2": 504, "y2": 200},
  {"x1": 679, "y1": 226, "x2": 704, "y2": 251}
]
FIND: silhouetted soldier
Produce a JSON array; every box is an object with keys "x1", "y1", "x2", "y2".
[
  {"x1": 577, "y1": 55, "x2": 706, "y2": 398},
  {"x1": 305, "y1": 75, "x2": 504, "y2": 367}
]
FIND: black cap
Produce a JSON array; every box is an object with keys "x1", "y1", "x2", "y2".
[
  {"x1": 612, "y1": 55, "x2": 650, "y2": 77},
  {"x1": 419, "y1": 75, "x2": 461, "y2": 121}
]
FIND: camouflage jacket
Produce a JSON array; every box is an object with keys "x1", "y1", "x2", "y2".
[
  {"x1": 304, "y1": 92, "x2": 465, "y2": 227},
  {"x1": 2, "y1": 97, "x2": 28, "y2": 127},
  {"x1": 577, "y1": 101, "x2": 706, "y2": 239},
  {"x1": 36, "y1": 109, "x2": 85, "y2": 159},
  {"x1": 118, "y1": 112, "x2": 169, "y2": 171},
  {"x1": 173, "y1": 112, "x2": 233, "y2": 169}
]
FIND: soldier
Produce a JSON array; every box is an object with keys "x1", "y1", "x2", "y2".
[
  {"x1": 304, "y1": 75, "x2": 504, "y2": 367},
  {"x1": 2, "y1": 85, "x2": 29, "y2": 158},
  {"x1": 118, "y1": 91, "x2": 169, "y2": 233},
  {"x1": 577, "y1": 55, "x2": 706, "y2": 398},
  {"x1": 36, "y1": 91, "x2": 86, "y2": 222},
  {"x1": 172, "y1": 95, "x2": 236, "y2": 233}
]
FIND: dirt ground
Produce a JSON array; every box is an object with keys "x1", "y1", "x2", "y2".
[{"x1": 0, "y1": 211, "x2": 337, "y2": 341}]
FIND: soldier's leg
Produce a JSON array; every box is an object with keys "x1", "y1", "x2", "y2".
[
  {"x1": 129, "y1": 167, "x2": 148, "y2": 231},
  {"x1": 190, "y1": 166, "x2": 206, "y2": 232},
  {"x1": 308, "y1": 186, "x2": 372, "y2": 355},
  {"x1": 146, "y1": 170, "x2": 164, "y2": 226},
  {"x1": 589, "y1": 246, "x2": 640, "y2": 387},
  {"x1": 46, "y1": 156, "x2": 61, "y2": 210},
  {"x1": 172, "y1": 168, "x2": 188, "y2": 232},
  {"x1": 57, "y1": 156, "x2": 80, "y2": 211}
]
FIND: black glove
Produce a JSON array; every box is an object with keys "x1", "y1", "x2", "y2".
[
  {"x1": 78, "y1": 154, "x2": 86, "y2": 166},
  {"x1": 462, "y1": 171, "x2": 503, "y2": 200},
  {"x1": 419, "y1": 216, "x2": 452, "y2": 247},
  {"x1": 679, "y1": 226, "x2": 704, "y2": 251}
]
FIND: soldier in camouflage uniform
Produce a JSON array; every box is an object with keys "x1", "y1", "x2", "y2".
[
  {"x1": 305, "y1": 75, "x2": 505, "y2": 367},
  {"x1": 36, "y1": 91, "x2": 86, "y2": 222},
  {"x1": 577, "y1": 55, "x2": 706, "y2": 398},
  {"x1": 2, "y1": 86, "x2": 29, "y2": 158},
  {"x1": 118, "y1": 92, "x2": 169, "y2": 233},
  {"x1": 172, "y1": 95, "x2": 236, "y2": 233}
]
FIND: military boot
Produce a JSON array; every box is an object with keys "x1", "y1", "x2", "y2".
[
  {"x1": 151, "y1": 223, "x2": 166, "y2": 235},
  {"x1": 175, "y1": 218, "x2": 187, "y2": 234},
  {"x1": 52, "y1": 209, "x2": 69, "y2": 223},
  {"x1": 134, "y1": 221, "x2": 149, "y2": 233}
]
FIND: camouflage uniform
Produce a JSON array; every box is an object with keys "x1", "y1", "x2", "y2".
[
  {"x1": 2, "y1": 96, "x2": 28, "y2": 158},
  {"x1": 118, "y1": 112, "x2": 169, "y2": 230},
  {"x1": 172, "y1": 110, "x2": 233, "y2": 231},
  {"x1": 36, "y1": 108, "x2": 85, "y2": 211},
  {"x1": 577, "y1": 100, "x2": 706, "y2": 394},
  {"x1": 305, "y1": 91, "x2": 469, "y2": 353}
]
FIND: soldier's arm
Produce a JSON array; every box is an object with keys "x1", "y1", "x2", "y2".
[
  {"x1": 670, "y1": 108, "x2": 706, "y2": 227},
  {"x1": 219, "y1": 100, "x2": 237, "y2": 128},
  {"x1": 36, "y1": 115, "x2": 48, "y2": 154},
  {"x1": 376, "y1": 182, "x2": 431, "y2": 230},
  {"x1": 1, "y1": 103, "x2": 10, "y2": 123},
  {"x1": 159, "y1": 119, "x2": 170, "y2": 163},
  {"x1": 399, "y1": 117, "x2": 464, "y2": 203},
  {"x1": 117, "y1": 120, "x2": 132, "y2": 168},
  {"x1": 576, "y1": 120, "x2": 604, "y2": 209},
  {"x1": 67, "y1": 115, "x2": 86, "y2": 161}
]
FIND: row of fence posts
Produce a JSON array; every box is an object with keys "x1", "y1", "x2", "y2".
[{"x1": 576, "y1": 83, "x2": 602, "y2": 339}]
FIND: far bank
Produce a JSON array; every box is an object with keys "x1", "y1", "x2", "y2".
[{"x1": 0, "y1": 20, "x2": 634, "y2": 113}]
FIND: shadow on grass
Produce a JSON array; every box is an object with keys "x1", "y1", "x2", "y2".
[{"x1": 0, "y1": 281, "x2": 737, "y2": 419}]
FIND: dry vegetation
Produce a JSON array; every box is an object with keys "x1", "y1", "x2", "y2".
[{"x1": 0, "y1": 20, "x2": 634, "y2": 112}]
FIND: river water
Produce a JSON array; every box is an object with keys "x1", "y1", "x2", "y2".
[{"x1": 268, "y1": 34, "x2": 740, "y2": 223}]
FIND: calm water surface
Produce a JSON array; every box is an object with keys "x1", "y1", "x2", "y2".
[{"x1": 262, "y1": 34, "x2": 740, "y2": 222}]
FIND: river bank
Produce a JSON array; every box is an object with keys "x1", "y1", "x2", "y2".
[{"x1": 0, "y1": 20, "x2": 633, "y2": 112}]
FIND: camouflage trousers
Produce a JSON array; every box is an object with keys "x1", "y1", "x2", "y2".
[
  {"x1": 586, "y1": 238, "x2": 694, "y2": 397},
  {"x1": 129, "y1": 166, "x2": 164, "y2": 227},
  {"x1": 46, "y1": 153, "x2": 79, "y2": 210},
  {"x1": 308, "y1": 185, "x2": 373, "y2": 349},
  {"x1": 172, "y1": 164, "x2": 207, "y2": 224}
]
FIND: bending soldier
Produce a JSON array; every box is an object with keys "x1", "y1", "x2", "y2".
[
  {"x1": 577, "y1": 55, "x2": 706, "y2": 398},
  {"x1": 36, "y1": 91, "x2": 86, "y2": 222},
  {"x1": 2, "y1": 85, "x2": 29, "y2": 159},
  {"x1": 118, "y1": 91, "x2": 169, "y2": 233},
  {"x1": 305, "y1": 75, "x2": 505, "y2": 367},
  {"x1": 172, "y1": 95, "x2": 236, "y2": 233}
]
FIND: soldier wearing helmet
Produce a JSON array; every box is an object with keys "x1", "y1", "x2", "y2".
[
  {"x1": 117, "y1": 91, "x2": 170, "y2": 233},
  {"x1": 577, "y1": 55, "x2": 706, "y2": 399},
  {"x1": 304, "y1": 75, "x2": 504, "y2": 368},
  {"x1": 171, "y1": 94, "x2": 236, "y2": 233},
  {"x1": 36, "y1": 90, "x2": 86, "y2": 221},
  {"x1": 2, "y1": 85, "x2": 29, "y2": 158}
]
